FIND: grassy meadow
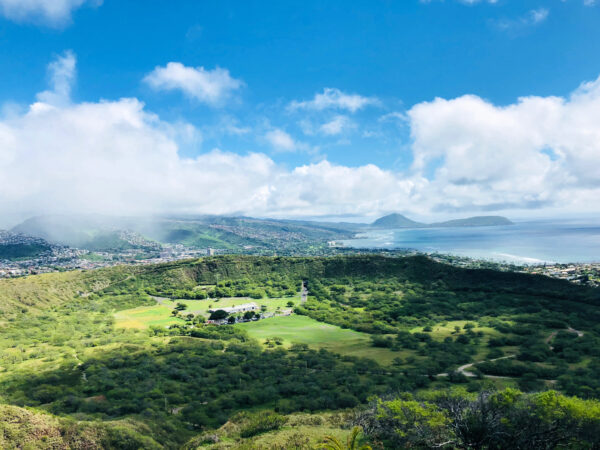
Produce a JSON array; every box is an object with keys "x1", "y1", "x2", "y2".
[
  {"x1": 237, "y1": 315, "x2": 409, "y2": 365},
  {"x1": 114, "y1": 305, "x2": 185, "y2": 329}
]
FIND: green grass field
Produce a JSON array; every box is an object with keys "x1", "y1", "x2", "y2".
[
  {"x1": 114, "y1": 305, "x2": 185, "y2": 329},
  {"x1": 237, "y1": 315, "x2": 409, "y2": 365}
]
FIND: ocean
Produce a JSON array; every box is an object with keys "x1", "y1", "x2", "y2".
[{"x1": 341, "y1": 220, "x2": 600, "y2": 264}]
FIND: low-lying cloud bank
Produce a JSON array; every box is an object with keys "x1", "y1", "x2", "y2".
[{"x1": 1, "y1": 52, "x2": 599, "y2": 224}]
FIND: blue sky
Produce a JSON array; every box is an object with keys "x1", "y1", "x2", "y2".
[{"x1": 1, "y1": 0, "x2": 600, "y2": 223}]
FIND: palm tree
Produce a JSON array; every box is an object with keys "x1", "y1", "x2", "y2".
[{"x1": 316, "y1": 426, "x2": 371, "y2": 450}]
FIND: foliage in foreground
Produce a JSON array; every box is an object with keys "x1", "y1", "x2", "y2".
[
  {"x1": 354, "y1": 388, "x2": 600, "y2": 449},
  {"x1": 0, "y1": 403, "x2": 161, "y2": 449}
]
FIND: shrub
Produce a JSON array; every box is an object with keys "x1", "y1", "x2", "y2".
[{"x1": 239, "y1": 410, "x2": 288, "y2": 438}]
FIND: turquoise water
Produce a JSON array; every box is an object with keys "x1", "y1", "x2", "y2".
[{"x1": 342, "y1": 221, "x2": 600, "y2": 264}]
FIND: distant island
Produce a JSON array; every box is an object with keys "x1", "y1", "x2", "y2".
[{"x1": 371, "y1": 213, "x2": 513, "y2": 229}]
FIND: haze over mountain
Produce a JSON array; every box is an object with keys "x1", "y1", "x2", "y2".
[{"x1": 11, "y1": 214, "x2": 355, "y2": 252}]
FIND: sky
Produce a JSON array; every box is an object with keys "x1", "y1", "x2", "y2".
[{"x1": 0, "y1": 0, "x2": 600, "y2": 226}]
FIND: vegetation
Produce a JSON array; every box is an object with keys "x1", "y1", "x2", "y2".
[
  {"x1": 0, "y1": 242, "x2": 52, "y2": 260},
  {"x1": 237, "y1": 315, "x2": 407, "y2": 364},
  {"x1": 354, "y1": 388, "x2": 600, "y2": 449},
  {"x1": 0, "y1": 254, "x2": 599, "y2": 448}
]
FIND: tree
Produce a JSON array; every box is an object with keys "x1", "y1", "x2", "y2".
[
  {"x1": 287, "y1": 300, "x2": 295, "y2": 307},
  {"x1": 354, "y1": 389, "x2": 600, "y2": 450},
  {"x1": 193, "y1": 315, "x2": 206, "y2": 325},
  {"x1": 209, "y1": 310, "x2": 228, "y2": 321},
  {"x1": 316, "y1": 426, "x2": 371, "y2": 450},
  {"x1": 175, "y1": 302, "x2": 187, "y2": 311}
]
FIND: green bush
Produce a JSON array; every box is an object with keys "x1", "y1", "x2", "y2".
[{"x1": 238, "y1": 410, "x2": 288, "y2": 438}]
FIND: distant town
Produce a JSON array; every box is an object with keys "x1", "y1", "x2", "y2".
[
  {"x1": 0, "y1": 231, "x2": 224, "y2": 278},
  {"x1": 2, "y1": 229, "x2": 598, "y2": 288}
]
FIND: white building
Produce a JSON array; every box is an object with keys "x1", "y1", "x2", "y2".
[{"x1": 208, "y1": 302, "x2": 259, "y2": 315}]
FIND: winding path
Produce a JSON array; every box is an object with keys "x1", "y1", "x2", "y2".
[
  {"x1": 437, "y1": 326, "x2": 584, "y2": 380},
  {"x1": 300, "y1": 281, "x2": 308, "y2": 304}
]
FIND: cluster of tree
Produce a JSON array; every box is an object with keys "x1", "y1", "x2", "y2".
[
  {"x1": 354, "y1": 388, "x2": 600, "y2": 449},
  {"x1": 145, "y1": 276, "x2": 299, "y2": 300},
  {"x1": 3, "y1": 336, "x2": 416, "y2": 441}
]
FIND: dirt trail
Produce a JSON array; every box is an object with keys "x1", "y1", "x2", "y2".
[
  {"x1": 300, "y1": 281, "x2": 308, "y2": 304},
  {"x1": 546, "y1": 326, "x2": 584, "y2": 350},
  {"x1": 438, "y1": 326, "x2": 584, "y2": 380},
  {"x1": 456, "y1": 354, "x2": 517, "y2": 378}
]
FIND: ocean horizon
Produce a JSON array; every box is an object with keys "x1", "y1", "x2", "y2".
[{"x1": 342, "y1": 220, "x2": 600, "y2": 264}]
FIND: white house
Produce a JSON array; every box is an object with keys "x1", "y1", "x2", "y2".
[{"x1": 208, "y1": 302, "x2": 259, "y2": 315}]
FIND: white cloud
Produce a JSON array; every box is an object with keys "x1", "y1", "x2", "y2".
[
  {"x1": 2, "y1": 52, "x2": 600, "y2": 223},
  {"x1": 289, "y1": 88, "x2": 380, "y2": 113},
  {"x1": 495, "y1": 8, "x2": 549, "y2": 32},
  {"x1": 36, "y1": 50, "x2": 76, "y2": 106},
  {"x1": 0, "y1": 0, "x2": 100, "y2": 26},
  {"x1": 530, "y1": 8, "x2": 549, "y2": 24},
  {"x1": 0, "y1": 54, "x2": 420, "y2": 221},
  {"x1": 0, "y1": 97, "x2": 417, "y2": 219},
  {"x1": 319, "y1": 115, "x2": 354, "y2": 136},
  {"x1": 265, "y1": 128, "x2": 297, "y2": 151},
  {"x1": 378, "y1": 111, "x2": 408, "y2": 123},
  {"x1": 144, "y1": 62, "x2": 243, "y2": 105},
  {"x1": 407, "y1": 75, "x2": 600, "y2": 212}
]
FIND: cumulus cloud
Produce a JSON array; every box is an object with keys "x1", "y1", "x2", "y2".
[
  {"x1": 0, "y1": 53, "x2": 419, "y2": 221},
  {"x1": 0, "y1": 96, "x2": 417, "y2": 219},
  {"x1": 2, "y1": 52, "x2": 600, "y2": 223},
  {"x1": 0, "y1": 0, "x2": 100, "y2": 26},
  {"x1": 289, "y1": 88, "x2": 380, "y2": 113},
  {"x1": 407, "y1": 76, "x2": 600, "y2": 212},
  {"x1": 144, "y1": 62, "x2": 243, "y2": 105}
]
